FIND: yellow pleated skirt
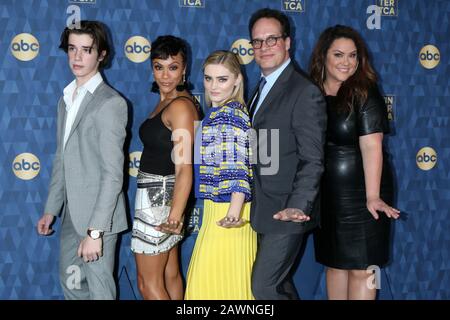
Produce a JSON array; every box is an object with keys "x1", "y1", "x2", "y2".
[{"x1": 185, "y1": 200, "x2": 256, "y2": 300}]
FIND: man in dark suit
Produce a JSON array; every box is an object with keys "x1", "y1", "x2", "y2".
[{"x1": 248, "y1": 8, "x2": 327, "y2": 299}]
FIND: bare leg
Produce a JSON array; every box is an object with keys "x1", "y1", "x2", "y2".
[
  {"x1": 164, "y1": 245, "x2": 183, "y2": 300},
  {"x1": 135, "y1": 252, "x2": 170, "y2": 300},
  {"x1": 326, "y1": 267, "x2": 349, "y2": 300},
  {"x1": 348, "y1": 269, "x2": 376, "y2": 300}
]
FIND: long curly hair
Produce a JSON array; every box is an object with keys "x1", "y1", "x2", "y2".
[{"x1": 309, "y1": 25, "x2": 377, "y2": 112}]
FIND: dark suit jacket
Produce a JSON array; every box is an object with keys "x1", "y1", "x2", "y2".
[{"x1": 250, "y1": 62, "x2": 327, "y2": 234}]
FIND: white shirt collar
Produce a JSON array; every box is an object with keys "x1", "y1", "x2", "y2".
[
  {"x1": 63, "y1": 72, "x2": 103, "y2": 110},
  {"x1": 63, "y1": 79, "x2": 77, "y2": 101},
  {"x1": 83, "y1": 72, "x2": 103, "y2": 94},
  {"x1": 262, "y1": 58, "x2": 291, "y2": 85},
  {"x1": 63, "y1": 72, "x2": 103, "y2": 98}
]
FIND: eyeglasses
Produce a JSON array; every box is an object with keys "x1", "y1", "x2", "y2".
[{"x1": 249, "y1": 35, "x2": 285, "y2": 49}]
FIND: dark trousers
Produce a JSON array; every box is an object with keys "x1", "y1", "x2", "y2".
[{"x1": 251, "y1": 232, "x2": 304, "y2": 300}]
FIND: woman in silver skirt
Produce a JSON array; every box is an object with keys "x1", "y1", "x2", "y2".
[
  {"x1": 130, "y1": 35, "x2": 199, "y2": 300},
  {"x1": 132, "y1": 172, "x2": 181, "y2": 255}
]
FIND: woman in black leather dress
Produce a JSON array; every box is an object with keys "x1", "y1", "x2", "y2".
[{"x1": 309, "y1": 25, "x2": 400, "y2": 300}]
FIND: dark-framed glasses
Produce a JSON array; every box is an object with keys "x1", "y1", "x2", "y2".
[{"x1": 249, "y1": 35, "x2": 285, "y2": 49}]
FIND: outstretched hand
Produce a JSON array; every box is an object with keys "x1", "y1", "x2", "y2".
[
  {"x1": 217, "y1": 216, "x2": 247, "y2": 228},
  {"x1": 273, "y1": 208, "x2": 311, "y2": 223},
  {"x1": 155, "y1": 218, "x2": 184, "y2": 235},
  {"x1": 367, "y1": 198, "x2": 400, "y2": 220}
]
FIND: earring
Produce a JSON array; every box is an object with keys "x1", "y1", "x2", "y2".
[
  {"x1": 321, "y1": 65, "x2": 325, "y2": 81},
  {"x1": 176, "y1": 74, "x2": 186, "y2": 92},
  {"x1": 151, "y1": 81, "x2": 159, "y2": 93}
]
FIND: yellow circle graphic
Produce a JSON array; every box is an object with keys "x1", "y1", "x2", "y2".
[
  {"x1": 129, "y1": 151, "x2": 142, "y2": 177},
  {"x1": 231, "y1": 39, "x2": 254, "y2": 65},
  {"x1": 10, "y1": 33, "x2": 40, "y2": 61},
  {"x1": 419, "y1": 45, "x2": 440, "y2": 69},
  {"x1": 125, "y1": 36, "x2": 151, "y2": 63},
  {"x1": 12, "y1": 153, "x2": 40, "y2": 180},
  {"x1": 416, "y1": 147, "x2": 437, "y2": 171}
]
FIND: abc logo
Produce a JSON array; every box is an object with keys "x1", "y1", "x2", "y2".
[
  {"x1": 416, "y1": 147, "x2": 437, "y2": 171},
  {"x1": 129, "y1": 151, "x2": 142, "y2": 177},
  {"x1": 125, "y1": 36, "x2": 151, "y2": 63},
  {"x1": 231, "y1": 39, "x2": 254, "y2": 65},
  {"x1": 10, "y1": 33, "x2": 39, "y2": 61},
  {"x1": 419, "y1": 45, "x2": 440, "y2": 69},
  {"x1": 12, "y1": 153, "x2": 40, "y2": 180}
]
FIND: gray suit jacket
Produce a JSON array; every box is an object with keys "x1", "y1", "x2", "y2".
[
  {"x1": 250, "y1": 62, "x2": 327, "y2": 234},
  {"x1": 44, "y1": 82, "x2": 128, "y2": 236}
]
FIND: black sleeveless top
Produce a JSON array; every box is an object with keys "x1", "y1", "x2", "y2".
[{"x1": 139, "y1": 96, "x2": 196, "y2": 176}]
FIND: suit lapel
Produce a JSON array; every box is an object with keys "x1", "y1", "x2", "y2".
[
  {"x1": 248, "y1": 86, "x2": 258, "y2": 109},
  {"x1": 58, "y1": 99, "x2": 68, "y2": 151},
  {"x1": 64, "y1": 91, "x2": 95, "y2": 150},
  {"x1": 253, "y1": 63, "x2": 294, "y2": 126}
]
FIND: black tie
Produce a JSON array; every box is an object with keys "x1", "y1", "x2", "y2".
[{"x1": 249, "y1": 77, "x2": 267, "y2": 121}]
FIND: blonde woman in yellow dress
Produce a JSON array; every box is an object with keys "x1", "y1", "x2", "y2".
[{"x1": 185, "y1": 50, "x2": 256, "y2": 299}]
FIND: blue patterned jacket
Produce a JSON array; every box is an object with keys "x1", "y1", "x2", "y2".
[{"x1": 195, "y1": 100, "x2": 253, "y2": 203}]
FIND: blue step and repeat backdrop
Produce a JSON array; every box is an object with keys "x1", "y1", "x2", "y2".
[{"x1": 1, "y1": 0, "x2": 449, "y2": 299}]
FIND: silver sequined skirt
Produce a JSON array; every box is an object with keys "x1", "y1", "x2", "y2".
[{"x1": 131, "y1": 170, "x2": 183, "y2": 255}]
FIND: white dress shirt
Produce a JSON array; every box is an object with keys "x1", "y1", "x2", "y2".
[{"x1": 62, "y1": 72, "x2": 103, "y2": 148}]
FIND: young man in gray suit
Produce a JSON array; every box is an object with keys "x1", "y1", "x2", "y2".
[
  {"x1": 37, "y1": 21, "x2": 128, "y2": 300},
  {"x1": 248, "y1": 8, "x2": 327, "y2": 299}
]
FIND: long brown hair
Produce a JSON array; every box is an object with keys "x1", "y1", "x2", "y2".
[{"x1": 309, "y1": 25, "x2": 377, "y2": 112}]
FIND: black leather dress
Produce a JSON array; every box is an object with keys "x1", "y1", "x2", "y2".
[{"x1": 314, "y1": 87, "x2": 393, "y2": 270}]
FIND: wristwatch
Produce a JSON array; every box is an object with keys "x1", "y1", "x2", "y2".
[{"x1": 87, "y1": 229, "x2": 104, "y2": 240}]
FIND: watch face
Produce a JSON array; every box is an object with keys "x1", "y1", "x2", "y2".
[
  {"x1": 91, "y1": 230, "x2": 100, "y2": 238},
  {"x1": 88, "y1": 229, "x2": 101, "y2": 239}
]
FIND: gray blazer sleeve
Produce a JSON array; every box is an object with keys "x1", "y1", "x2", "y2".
[
  {"x1": 88, "y1": 96, "x2": 128, "y2": 230},
  {"x1": 44, "y1": 98, "x2": 66, "y2": 216},
  {"x1": 286, "y1": 83, "x2": 327, "y2": 214}
]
